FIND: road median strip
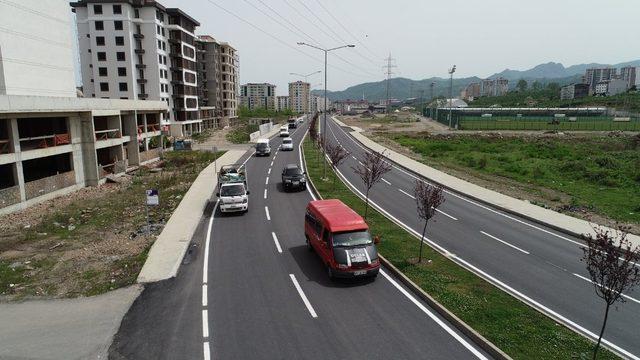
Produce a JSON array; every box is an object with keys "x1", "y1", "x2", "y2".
[{"x1": 301, "y1": 136, "x2": 619, "y2": 359}]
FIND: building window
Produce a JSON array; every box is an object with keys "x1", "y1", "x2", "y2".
[
  {"x1": 115, "y1": 36, "x2": 124, "y2": 46},
  {"x1": 118, "y1": 67, "x2": 126, "y2": 76},
  {"x1": 158, "y1": 54, "x2": 162, "y2": 64},
  {"x1": 100, "y1": 82, "x2": 109, "y2": 91},
  {"x1": 116, "y1": 52, "x2": 125, "y2": 61},
  {"x1": 119, "y1": 83, "x2": 128, "y2": 91},
  {"x1": 93, "y1": 4, "x2": 102, "y2": 14},
  {"x1": 134, "y1": 9, "x2": 140, "y2": 18},
  {"x1": 159, "y1": 69, "x2": 163, "y2": 79},
  {"x1": 158, "y1": 39, "x2": 162, "y2": 49},
  {"x1": 96, "y1": 36, "x2": 105, "y2": 46},
  {"x1": 113, "y1": 4, "x2": 122, "y2": 14},
  {"x1": 114, "y1": 20, "x2": 123, "y2": 30},
  {"x1": 95, "y1": 21, "x2": 104, "y2": 31},
  {"x1": 161, "y1": 28, "x2": 165, "y2": 36},
  {"x1": 98, "y1": 67, "x2": 108, "y2": 76},
  {"x1": 97, "y1": 52, "x2": 106, "y2": 61},
  {"x1": 156, "y1": 25, "x2": 161, "y2": 34},
  {"x1": 162, "y1": 42, "x2": 166, "y2": 51}
]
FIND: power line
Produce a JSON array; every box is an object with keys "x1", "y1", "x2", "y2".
[
  {"x1": 312, "y1": 0, "x2": 381, "y2": 64},
  {"x1": 328, "y1": 0, "x2": 381, "y2": 60},
  {"x1": 296, "y1": 0, "x2": 376, "y2": 69},
  {"x1": 244, "y1": 0, "x2": 377, "y2": 78},
  {"x1": 204, "y1": 0, "x2": 370, "y2": 81}
]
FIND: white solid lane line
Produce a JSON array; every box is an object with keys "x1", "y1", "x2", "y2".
[
  {"x1": 573, "y1": 273, "x2": 640, "y2": 305},
  {"x1": 435, "y1": 208, "x2": 458, "y2": 221},
  {"x1": 380, "y1": 270, "x2": 488, "y2": 359},
  {"x1": 398, "y1": 188, "x2": 415, "y2": 199},
  {"x1": 265, "y1": 206, "x2": 271, "y2": 221},
  {"x1": 480, "y1": 231, "x2": 530, "y2": 255},
  {"x1": 271, "y1": 232, "x2": 283, "y2": 253},
  {"x1": 202, "y1": 201, "x2": 217, "y2": 284},
  {"x1": 289, "y1": 274, "x2": 318, "y2": 318},
  {"x1": 202, "y1": 284, "x2": 207, "y2": 307},
  {"x1": 202, "y1": 309, "x2": 209, "y2": 338},
  {"x1": 265, "y1": 176, "x2": 269, "y2": 185},
  {"x1": 264, "y1": 189, "x2": 267, "y2": 199},
  {"x1": 203, "y1": 342, "x2": 211, "y2": 360},
  {"x1": 381, "y1": 178, "x2": 391, "y2": 185}
]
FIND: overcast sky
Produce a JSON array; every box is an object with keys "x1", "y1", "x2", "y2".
[{"x1": 79, "y1": 0, "x2": 640, "y2": 94}]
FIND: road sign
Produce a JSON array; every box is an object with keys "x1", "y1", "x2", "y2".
[{"x1": 146, "y1": 189, "x2": 159, "y2": 206}]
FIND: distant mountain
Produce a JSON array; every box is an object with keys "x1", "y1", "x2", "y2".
[{"x1": 316, "y1": 59, "x2": 640, "y2": 102}]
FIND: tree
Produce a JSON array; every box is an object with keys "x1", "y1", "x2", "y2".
[
  {"x1": 414, "y1": 181, "x2": 445, "y2": 263},
  {"x1": 532, "y1": 80, "x2": 541, "y2": 91},
  {"x1": 326, "y1": 142, "x2": 349, "y2": 188},
  {"x1": 352, "y1": 150, "x2": 391, "y2": 219},
  {"x1": 516, "y1": 79, "x2": 528, "y2": 92},
  {"x1": 581, "y1": 225, "x2": 640, "y2": 359}
]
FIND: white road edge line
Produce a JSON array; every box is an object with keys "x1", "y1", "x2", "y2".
[
  {"x1": 289, "y1": 274, "x2": 318, "y2": 318},
  {"x1": 298, "y1": 129, "x2": 317, "y2": 201},
  {"x1": 202, "y1": 284, "x2": 208, "y2": 307},
  {"x1": 203, "y1": 342, "x2": 211, "y2": 360},
  {"x1": 265, "y1": 206, "x2": 271, "y2": 221},
  {"x1": 573, "y1": 273, "x2": 640, "y2": 305},
  {"x1": 264, "y1": 189, "x2": 267, "y2": 199},
  {"x1": 202, "y1": 201, "x2": 217, "y2": 284},
  {"x1": 398, "y1": 188, "x2": 415, "y2": 199},
  {"x1": 480, "y1": 231, "x2": 530, "y2": 255},
  {"x1": 202, "y1": 309, "x2": 209, "y2": 338},
  {"x1": 271, "y1": 232, "x2": 283, "y2": 253},
  {"x1": 329, "y1": 163, "x2": 638, "y2": 360},
  {"x1": 380, "y1": 270, "x2": 488, "y2": 359},
  {"x1": 381, "y1": 178, "x2": 391, "y2": 185}
]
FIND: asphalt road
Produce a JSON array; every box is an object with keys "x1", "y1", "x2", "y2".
[
  {"x1": 321, "y1": 115, "x2": 640, "y2": 359},
  {"x1": 111, "y1": 117, "x2": 491, "y2": 360}
]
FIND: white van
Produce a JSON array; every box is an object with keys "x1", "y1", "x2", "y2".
[{"x1": 255, "y1": 138, "x2": 271, "y2": 156}]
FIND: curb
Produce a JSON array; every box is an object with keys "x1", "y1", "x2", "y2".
[
  {"x1": 378, "y1": 255, "x2": 512, "y2": 360},
  {"x1": 301, "y1": 132, "x2": 510, "y2": 360}
]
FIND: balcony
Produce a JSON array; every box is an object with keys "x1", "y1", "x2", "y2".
[
  {"x1": 135, "y1": 49, "x2": 145, "y2": 54},
  {"x1": 19, "y1": 133, "x2": 70, "y2": 151},
  {"x1": 137, "y1": 78, "x2": 148, "y2": 84},
  {"x1": 135, "y1": 63, "x2": 147, "y2": 69},
  {"x1": 134, "y1": 33, "x2": 144, "y2": 39},
  {"x1": 94, "y1": 129, "x2": 121, "y2": 141},
  {"x1": 139, "y1": 93, "x2": 149, "y2": 100},
  {"x1": 0, "y1": 139, "x2": 10, "y2": 154}
]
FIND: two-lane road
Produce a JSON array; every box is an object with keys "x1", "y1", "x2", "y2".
[{"x1": 321, "y1": 115, "x2": 640, "y2": 359}]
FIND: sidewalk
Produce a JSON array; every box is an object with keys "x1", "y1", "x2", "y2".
[
  {"x1": 333, "y1": 117, "x2": 640, "y2": 247},
  {"x1": 137, "y1": 149, "x2": 246, "y2": 283},
  {"x1": 0, "y1": 285, "x2": 142, "y2": 360}
]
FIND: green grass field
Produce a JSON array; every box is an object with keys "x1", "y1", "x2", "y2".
[
  {"x1": 388, "y1": 133, "x2": 640, "y2": 225},
  {"x1": 302, "y1": 138, "x2": 617, "y2": 359},
  {"x1": 458, "y1": 116, "x2": 640, "y2": 131}
]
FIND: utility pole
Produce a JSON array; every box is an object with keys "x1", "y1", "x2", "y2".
[
  {"x1": 430, "y1": 82, "x2": 435, "y2": 119},
  {"x1": 448, "y1": 65, "x2": 456, "y2": 128},
  {"x1": 383, "y1": 53, "x2": 396, "y2": 115}
]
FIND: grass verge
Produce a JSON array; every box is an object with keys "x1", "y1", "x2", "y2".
[
  {"x1": 302, "y1": 137, "x2": 617, "y2": 359},
  {"x1": 0, "y1": 150, "x2": 225, "y2": 299},
  {"x1": 226, "y1": 123, "x2": 260, "y2": 144}
]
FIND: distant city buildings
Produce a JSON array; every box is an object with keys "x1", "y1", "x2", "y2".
[
  {"x1": 72, "y1": 0, "x2": 238, "y2": 136},
  {"x1": 240, "y1": 83, "x2": 276, "y2": 111},
  {"x1": 583, "y1": 68, "x2": 616, "y2": 92},
  {"x1": 594, "y1": 79, "x2": 628, "y2": 96},
  {"x1": 461, "y1": 82, "x2": 481, "y2": 101},
  {"x1": 276, "y1": 96, "x2": 290, "y2": 112},
  {"x1": 560, "y1": 83, "x2": 589, "y2": 100},
  {"x1": 619, "y1": 66, "x2": 640, "y2": 90},
  {"x1": 288, "y1": 81, "x2": 310, "y2": 113}
]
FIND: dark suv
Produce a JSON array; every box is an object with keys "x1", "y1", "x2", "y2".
[{"x1": 281, "y1": 164, "x2": 306, "y2": 191}]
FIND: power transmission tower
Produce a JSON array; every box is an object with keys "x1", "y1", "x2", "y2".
[{"x1": 383, "y1": 53, "x2": 396, "y2": 114}]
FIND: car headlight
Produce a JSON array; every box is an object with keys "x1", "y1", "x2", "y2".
[
  {"x1": 285, "y1": 179, "x2": 292, "y2": 182},
  {"x1": 242, "y1": 198, "x2": 248, "y2": 204},
  {"x1": 337, "y1": 264, "x2": 348, "y2": 269}
]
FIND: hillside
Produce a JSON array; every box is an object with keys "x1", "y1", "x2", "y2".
[{"x1": 316, "y1": 59, "x2": 640, "y2": 102}]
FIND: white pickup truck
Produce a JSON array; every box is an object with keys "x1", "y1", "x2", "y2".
[{"x1": 216, "y1": 164, "x2": 249, "y2": 213}]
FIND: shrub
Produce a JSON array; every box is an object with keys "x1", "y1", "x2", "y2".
[
  {"x1": 478, "y1": 156, "x2": 488, "y2": 169},
  {"x1": 594, "y1": 156, "x2": 619, "y2": 169}
]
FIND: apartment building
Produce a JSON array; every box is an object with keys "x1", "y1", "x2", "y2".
[
  {"x1": 594, "y1": 79, "x2": 628, "y2": 96},
  {"x1": 620, "y1": 66, "x2": 640, "y2": 90},
  {"x1": 583, "y1": 68, "x2": 616, "y2": 91},
  {"x1": 72, "y1": 0, "x2": 202, "y2": 137},
  {"x1": 462, "y1": 82, "x2": 481, "y2": 100},
  {"x1": 289, "y1": 81, "x2": 310, "y2": 114},
  {"x1": 1, "y1": 0, "x2": 167, "y2": 214},
  {"x1": 481, "y1": 79, "x2": 495, "y2": 97},
  {"x1": 276, "y1": 96, "x2": 290, "y2": 112},
  {"x1": 494, "y1": 78, "x2": 509, "y2": 96},
  {"x1": 219, "y1": 42, "x2": 239, "y2": 119},
  {"x1": 560, "y1": 83, "x2": 590, "y2": 100},
  {"x1": 240, "y1": 83, "x2": 276, "y2": 111}
]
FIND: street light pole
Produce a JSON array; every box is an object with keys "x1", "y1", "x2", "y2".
[
  {"x1": 448, "y1": 65, "x2": 456, "y2": 128},
  {"x1": 297, "y1": 42, "x2": 355, "y2": 179}
]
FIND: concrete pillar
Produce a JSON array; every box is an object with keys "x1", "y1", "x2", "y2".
[
  {"x1": 68, "y1": 115, "x2": 86, "y2": 187},
  {"x1": 80, "y1": 113, "x2": 99, "y2": 186},
  {"x1": 123, "y1": 112, "x2": 140, "y2": 166},
  {"x1": 143, "y1": 114, "x2": 149, "y2": 151},
  {"x1": 9, "y1": 118, "x2": 26, "y2": 202}
]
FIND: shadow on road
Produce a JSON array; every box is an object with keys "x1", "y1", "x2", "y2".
[{"x1": 288, "y1": 245, "x2": 375, "y2": 288}]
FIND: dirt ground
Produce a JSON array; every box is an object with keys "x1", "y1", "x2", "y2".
[
  {"x1": 340, "y1": 112, "x2": 450, "y2": 134},
  {"x1": 0, "y1": 152, "x2": 219, "y2": 300}
]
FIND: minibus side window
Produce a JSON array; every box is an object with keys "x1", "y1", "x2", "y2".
[{"x1": 322, "y1": 228, "x2": 330, "y2": 244}]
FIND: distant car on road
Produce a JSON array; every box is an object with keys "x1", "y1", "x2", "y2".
[
  {"x1": 280, "y1": 137, "x2": 293, "y2": 151},
  {"x1": 281, "y1": 163, "x2": 306, "y2": 191},
  {"x1": 305, "y1": 199, "x2": 380, "y2": 279},
  {"x1": 255, "y1": 138, "x2": 271, "y2": 156},
  {"x1": 279, "y1": 127, "x2": 290, "y2": 137}
]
